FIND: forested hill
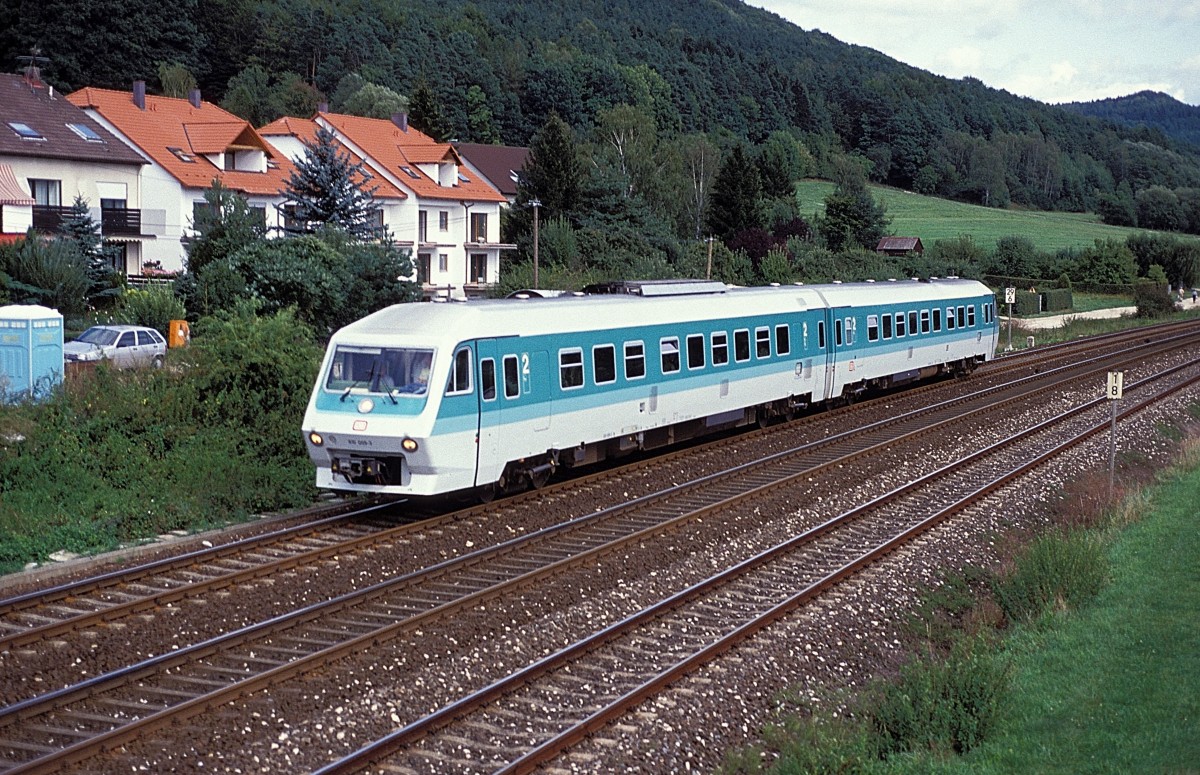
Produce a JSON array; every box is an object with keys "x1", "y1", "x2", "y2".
[
  {"x1": 4, "y1": 0, "x2": 1200, "y2": 216},
  {"x1": 1060, "y1": 92, "x2": 1200, "y2": 150}
]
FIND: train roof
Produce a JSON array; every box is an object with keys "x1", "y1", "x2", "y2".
[{"x1": 334, "y1": 278, "x2": 992, "y2": 344}]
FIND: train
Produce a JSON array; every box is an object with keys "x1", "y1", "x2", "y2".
[{"x1": 302, "y1": 278, "x2": 998, "y2": 499}]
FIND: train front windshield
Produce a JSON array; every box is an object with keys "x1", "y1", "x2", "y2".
[{"x1": 325, "y1": 346, "x2": 435, "y2": 395}]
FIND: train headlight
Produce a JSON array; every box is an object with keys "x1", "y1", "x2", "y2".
[
  {"x1": 357, "y1": 398, "x2": 375, "y2": 413},
  {"x1": 401, "y1": 437, "x2": 419, "y2": 453},
  {"x1": 308, "y1": 431, "x2": 324, "y2": 446}
]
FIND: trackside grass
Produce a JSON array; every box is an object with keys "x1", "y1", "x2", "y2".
[{"x1": 917, "y1": 461, "x2": 1200, "y2": 774}]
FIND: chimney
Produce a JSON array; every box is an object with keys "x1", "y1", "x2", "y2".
[
  {"x1": 317, "y1": 102, "x2": 329, "y2": 114},
  {"x1": 188, "y1": 88, "x2": 201, "y2": 108},
  {"x1": 392, "y1": 112, "x2": 408, "y2": 132},
  {"x1": 133, "y1": 80, "x2": 146, "y2": 110}
]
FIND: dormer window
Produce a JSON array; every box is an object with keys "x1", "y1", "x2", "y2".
[
  {"x1": 66, "y1": 123, "x2": 103, "y2": 142},
  {"x1": 168, "y1": 147, "x2": 195, "y2": 163},
  {"x1": 8, "y1": 122, "x2": 43, "y2": 139}
]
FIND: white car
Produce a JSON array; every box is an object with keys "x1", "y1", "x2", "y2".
[{"x1": 64, "y1": 325, "x2": 167, "y2": 369}]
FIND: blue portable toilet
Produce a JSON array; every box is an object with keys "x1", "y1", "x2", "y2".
[{"x1": 0, "y1": 304, "x2": 64, "y2": 402}]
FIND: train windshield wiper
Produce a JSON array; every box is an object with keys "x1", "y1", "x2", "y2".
[{"x1": 341, "y1": 363, "x2": 377, "y2": 402}]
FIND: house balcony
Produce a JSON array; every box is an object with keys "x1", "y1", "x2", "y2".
[
  {"x1": 31, "y1": 205, "x2": 72, "y2": 232},
  {"x1": 101, "y1": 207, "x2": 142, "y2": 236},
  {"x1": 31, "y1": 205, "x2": 145, "y2": 236}
]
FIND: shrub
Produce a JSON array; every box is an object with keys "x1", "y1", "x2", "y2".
[
  {"x1": 1042, "y1": 287, "x2": 1073, "y2": 312},
  {"x1": 867, "y1": 635, "x2": 1010, "y2": 757},
  {"x1": 1133, "y1": 280, "x2": 1176, "y2": 318},
  {"x1": 2, "y1": 231, "x2": 89, "y2": 315},
  {"x1": 113, "y1": 285, "x2": 187, "y2": 334},
  {"x1": 991, "y1": 530, "x2": 1108, "y2": 623}
]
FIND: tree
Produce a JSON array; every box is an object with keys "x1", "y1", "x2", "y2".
[
  {"x1": 157, "y1": 61, "x2": 198, "y2": 99},
  {"x1": 341, "y1": 82, "x2": 408, "y2": 120},
  {"x1": 58, "y1": 195, "x2": 121, "y2": 305},
  {"x1": 706, "y1": 145, "x2": 762, "y2": 243},
  {"x1": 819, "y1": 176, "x2": 890, "y2": 252},
  {"x1": 518, "y1": 111, "x2": 582, "y2": 220},
  {"x1": 221, "y1": 65, "x2": 280, "y2": 127},
  {"x1": 2, "y1": 231, "x2": 89, "y2": 315},
  {"x1": 185, "y1": 180, "x2": 266, "y2": 274},
  {"x1": 280, "y1": 126, "x2": 381, "y2": 240},
  {"x1": 465, "y1": 85, "x2": 501, "y2": 144},
  {"x1": 408, "y1": 79, "x2": 451, "y2": 142}
]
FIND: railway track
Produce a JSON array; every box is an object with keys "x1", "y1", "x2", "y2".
[
  {"x1": 2, "y1": 318, "x2": 1195, "y2": 663},
  {"x1": 1, "y1": 326, "x2": 1197, "y2": 771}
]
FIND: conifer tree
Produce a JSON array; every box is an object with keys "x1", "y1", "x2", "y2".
[
  {"x1": 281, "y1": 126, "x2": 380, "y2": 240},
  {"x1": 57, "y1": 194, "x2": 120, "y2": 304},
  {"x1": 705, "y1": 145, "x2": 762, "y2": 243},
  {"x1": 408, "y1": 80, "x2": 451, "y2": 142}
]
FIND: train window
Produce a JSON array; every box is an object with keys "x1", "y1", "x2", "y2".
[
  {"x1": 775, "y1": 324, "x2": 790, "y2": 356},
  {"x1": 968, "y1": 305, "x2": 976, "y2": 327},
  {"x1": 835, "y1": 319, "x2": 843, "y2": 347},
  {"x1": 933, "y1": 308, "x2": 942, "y2": 332},
  {"x1": 920, "y1": 310, "x2": 930, "y2": 334},
  {"x1": 625, "y1": 341, "x2": 646, "y2": 380},
  {"x1": 958, "y1": 305, "x2": 967, "y2": 328},
  {"x1": 687, "y1": 334, "x2": 705, "y2": 369},
  {"x1": 882, "y1": 314, "x2": 892, "y2": 339},
  {"x1": 817, "y1": 320, "x2": 826, "y2": 349},
  {"x1": 593, "y1": 344, "x2": 616, "y2": 385},
  {"x1": 755, "y1": 327, "x2": 771, "y2": 358},
  {"x1": 711, "y1": 332, "x2": 729, "y2": 366},
  {"x1": 481, "y1": 358, "x2": 496, "y2": 401},
  {"x1": 325, "y1": 345, "x2": 434, "y2": 396},
  {"x1": 734, "y1": 329, "x2": 751, "y2": 362},
  {"x1": 846, "y1": 317, "x2": 856, "y2": 346},
  {"x1": 503, "y1": 355, "x2": 520, "y2": 398},
  {"x1": 867, "y1": 315, "x2": 879, "y2": 342},
  {"x1": 559, "y1": 349, "x2": 584, "y2": 389},
  {"x1": 945, "y1": 307, "x2": 955, "y2": 330},
  {"x1": 660, "y1": 337, "x2": 680, "y2": 373},
  {"x1": 910, "y1": 310, "x2": 919, "y2": 335},
  {"x1": 894, "y1": 312, "x2": 905, "y2": 337},
  {"x1": 447, "y1": 348, "x2": 473, "y2": 395}
]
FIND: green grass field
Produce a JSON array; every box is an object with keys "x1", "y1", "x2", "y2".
[{"x1": 794, "y1": 180, "x2": 1196, "y2": 254}]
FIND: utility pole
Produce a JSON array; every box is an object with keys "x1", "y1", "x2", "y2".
[
  {"x1": 705, "y1": 236, "x2": 714, "y2": 280},
  {"x1": 529, "y1": 198, "x2": 541, "y2": 289}
]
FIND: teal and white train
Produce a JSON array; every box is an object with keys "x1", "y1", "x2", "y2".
[{"x1": 302, "y1": 278, "x2": 998, "y2": 499}]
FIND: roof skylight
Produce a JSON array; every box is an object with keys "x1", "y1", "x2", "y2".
[
  {"x1": 168, "y1": 146, "x2": 196, "y2": 163},
  {"x1": 66, "y1": 123, "x2": 103, "y2": 142},
  {"x1": 8, "y1": 122, "x2": 43, "y2": 139}
]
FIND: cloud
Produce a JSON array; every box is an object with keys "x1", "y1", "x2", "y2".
[
  {"x1": 944, "y1": 46, "x2": 984, "y2": 74},
  {"x1": 1048, "y1": 60, "x2": 1079, "y2": 86}
]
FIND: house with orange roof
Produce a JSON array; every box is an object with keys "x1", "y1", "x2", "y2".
[
  {"x1": 67, "y1": 81, "x2": 297, "y2": 273},
  {"x1": 260, "y1": 111, "x2": 513, "y2": 299},
  {"x1": 0, "y1": 72, "x2": 148, "y2": 274}
]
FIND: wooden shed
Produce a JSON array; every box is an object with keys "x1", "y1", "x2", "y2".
[{"x1": 876, "y1": 236, "x2": 924, "y2": 256}]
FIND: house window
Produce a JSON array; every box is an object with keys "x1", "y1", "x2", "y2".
[
  {"x1": 9, "y1": 122, "x2": 43, "y2": 139},
  {"x1": 470, "y1": 212, "x2": 487, "y2": 242},
  {"x1": 559, "y1": 349, "x2": 584, "y2": 389},
  {"x1": 168, "y1": 147, "x2": 195, "y2": 163},
  {"x1": 400, "y1": 166, "x2": 421, "y2": 179},
  {"x1": 418, "y1": 210, "x2": 428, "y2": 242},
  {"x1": 107, "y1": 242, "x2": 127, "y2": 273},
  {"x1": 29, "y1": 179, "x2": 60, "y2": 206},
  {"x1": 438, "y1": 253, "x2": 449, "y2": 272},
  {"x1": 624, "y1": 341, "x2": 645, "y2": 380},
  {"x1": 417, "y1": 253, "x2": 431, "y2": 284},
  {"x1": 224, "y1": 152, "x2": 237, "y2": 170},
  {"x1": 439, "y1": 211, "x2": 449, "y2": 231},
  {"x1": 469, "y1": 253, "x2": 487, "y2": 283},
  {"x1": 711, "y1": 332, "x2": 729, "y2": 365}
]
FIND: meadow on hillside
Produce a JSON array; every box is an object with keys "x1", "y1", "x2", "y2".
[{"x1": 794, "y1": 180, "x2": 1196, "y2": 254}]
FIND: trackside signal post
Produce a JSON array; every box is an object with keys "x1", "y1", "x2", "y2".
[
  {"x1": 1004, "y1": 287, "x2": 1016, "y2": 351},
  {"x1": 1107, "y1": 370, "x2": 1123, "y2": 497}
]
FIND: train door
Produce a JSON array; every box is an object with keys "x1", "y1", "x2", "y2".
[
  {"x1": 822, "y1": 306, "x2": 845, "y2": 401},
  {"x1": 475, "y1": 339, "x2": 502, "y2": 487},
  {"x1": 526, "y1": 350, "x2": 552, "y2": 431}
]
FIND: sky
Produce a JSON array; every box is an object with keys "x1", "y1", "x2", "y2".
[{"x1": 748, "y1": 0, "x2": 1200, "y2": 106}]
